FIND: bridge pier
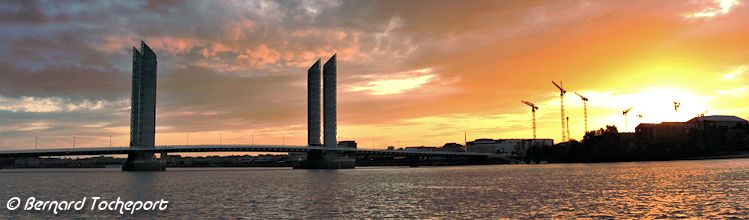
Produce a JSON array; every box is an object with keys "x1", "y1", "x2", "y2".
[
  {"x1": 123, "y1": 151, "x2": 164, "y2": 171},
  {"x1": 293, "y1": 150, "x2": 355, "y2": 169}
]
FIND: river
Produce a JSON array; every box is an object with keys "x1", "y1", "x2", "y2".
[{"x1": 1, "y1": 158, "x2": 748, "y2": 218}]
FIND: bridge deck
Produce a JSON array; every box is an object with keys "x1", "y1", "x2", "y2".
[{"x1": 0, "y1": 145, "x2": 494, "y2": 157}]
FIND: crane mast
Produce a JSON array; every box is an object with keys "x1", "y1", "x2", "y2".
[
  {"x1": 622, "y1": 107, "x2": 633, "y2": 132},
  {"x1": 575, "y1": 92, "x2": 589, "y2": 132},
  {"x1": 521, "y1": 100, "x2": 539, "y2": 139},
  {"x1": 552, "y1": 81, "x2": 567, "y2": 142},
  {"x1": 566, "y1": 116, "x2": 571, "y2": 141}
]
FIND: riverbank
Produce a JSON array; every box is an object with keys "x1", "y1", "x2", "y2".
[{"x1": 681, "y1": 151, "x2": 749, "y2": 160}]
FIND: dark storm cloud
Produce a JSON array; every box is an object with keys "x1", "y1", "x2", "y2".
[
  {"x1": 0, "y1": 0, "x2": 46, "y2": 24},
  {"x1": 0, "y1": 34, "x2": 128, "y2": 100}
]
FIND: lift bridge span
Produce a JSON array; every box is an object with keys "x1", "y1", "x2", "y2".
[
  {"x1": 2, "y1": 42, "x2": 495, "y2": 170},
  {"x1": 0, "y1": 145, "x2": 493, "y2": 158}
]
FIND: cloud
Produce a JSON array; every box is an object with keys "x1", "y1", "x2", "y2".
[
  {"x1": 0, "y1": 95, "x2": 120, "y2": 113},
  {"x1": 237, "y1": 44, "x2": 282, "y2": 68},
  {"x1": 723, "y1": 65, "x2": 746, "y2": 80},
  {"x1": 350, "y1": 68, "x2": 435, "y2": 95},
  {"x1": 0, "y1": 0, "x2": 45, "y2": 24},
  {"x1": 685, "y1": 0, "x2": 741, "y2": 18},
  {"x1": 1, "y1": 0, "x2": 748, "y2": 148},
  {"x1": 717, "y1": 86, "x2": 748, "y2": 96}
]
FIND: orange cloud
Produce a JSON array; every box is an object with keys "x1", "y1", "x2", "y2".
[
  {"x1": 237, "y1": 44, "x2": 282, "y2": 67},
  {"x1": 148, "y1": 36, "x2": 205, "y2": 55}
]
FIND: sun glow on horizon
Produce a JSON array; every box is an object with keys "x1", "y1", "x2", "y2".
[{"x1": 587, "y1": 87, "x2": 712, "y2": 133}]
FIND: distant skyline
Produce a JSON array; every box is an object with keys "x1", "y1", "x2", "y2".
[{"x1": 1, "y1": 0, "x2": 748, "y2": 150}]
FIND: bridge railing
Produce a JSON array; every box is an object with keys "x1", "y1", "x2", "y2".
[{"x1": 0, "y1": 144, "x2": 495, "y2": 157}]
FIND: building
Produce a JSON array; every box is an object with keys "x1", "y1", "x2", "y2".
[
  {"x1": 439, "y1": 143, "x2": 465, "y2": 152},
  {"x1": 687, "y1": 115, "x2": 748, "y2": 129},
  {"x1": 635, "y1": 122, "x2": 688, "y2": 142},
  {"x1": 337, "y1": 140, "x2": 357, "y2": 149},
  {"x1": 403, "y1": 146, "x2": 439, "y2": 151},
  {"x1": 466, "y1": 138, "x2": 553, "y2": 158},
  {"x1": 400, "y1": 143, "x2": 465, "y2": 152},
  {"x1": 636, "y1": 115, "x2": 748, "y2": 142}
]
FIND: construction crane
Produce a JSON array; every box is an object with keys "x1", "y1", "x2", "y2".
[
  {"x1": 575, "y1": 92, "x2": 589, "y2": 132},
  {"x1": 636, "y1": 113, "x2": 643, "y2": 122},
  {"x1": 552, "y1": 81, "x2": 567, "y2": 142},
  {"x1": 566, "y1": 116, "x2": 571, "y2": 141},
  {"x1": 521, "y1": 100, "x2": 539, "y2": 139},
  {"x1": 622, "y1": 107, "x2": 633, "y2": 132}
]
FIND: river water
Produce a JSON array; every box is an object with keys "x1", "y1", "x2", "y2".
[{"x1": 0, "y1": 159, "x2": 748, "y2": 218}]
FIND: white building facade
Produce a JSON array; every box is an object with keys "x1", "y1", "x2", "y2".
[{"x1": 467, "y1": 139, "x2": 553, "y2": 158}]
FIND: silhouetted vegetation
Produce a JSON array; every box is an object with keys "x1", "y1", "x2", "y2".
[{"x1": 525, "y1": 124, "x2": 749, "y2": 163}]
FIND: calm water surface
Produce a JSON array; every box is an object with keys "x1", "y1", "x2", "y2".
[{"x1": 1, "y1": 159, "x2": 748, "y2": 218}]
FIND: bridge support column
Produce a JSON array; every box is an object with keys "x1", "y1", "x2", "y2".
[
  {"x1": 123, "y1": 151, "x2": 164, "y2": 171},
  {"x1": 293, "y1": 150, "x2": 355, "y2": 169},
  {"x1": 160, "y1": 152, "x2": 168, "y2": 168}
]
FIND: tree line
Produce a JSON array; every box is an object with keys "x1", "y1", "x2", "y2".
[{"x1": 524, "y1": 124, "x2": 749, "y2": 163}]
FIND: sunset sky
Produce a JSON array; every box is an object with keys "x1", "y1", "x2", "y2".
[{"x1": 1, "y1": 0, "x2": 748, "y2": 151}]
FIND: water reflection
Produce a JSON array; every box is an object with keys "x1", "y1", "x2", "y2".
[{"x1": 0, "y1": 159, "x2": 747, "y2": 218}]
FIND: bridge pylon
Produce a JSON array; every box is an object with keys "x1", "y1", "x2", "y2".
[
  {"x1": 123, "y1": 41, "x2": 164, "y2": 171},
  {"x1": 296, "y1": 55, "x2": 354, "y2": 169}
]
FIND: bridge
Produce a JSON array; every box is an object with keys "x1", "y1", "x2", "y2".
[
  {"x1": 1, "y1": 41, "x2": 494, "y2": 171},
  {"x1": 0, "y1": 145, "x2": 493, "y2": 158}
]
